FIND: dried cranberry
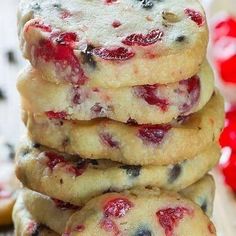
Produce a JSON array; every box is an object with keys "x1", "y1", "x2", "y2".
[
  {"x1": 93, "y1": 47, "x2": 135, "y2": 61},
  {"x1": 138, "y1": 124, "x2": 171, "y2": 144},
  {"x1": 100, "y1": 132, "x2": 120, "y2": 148},
  {"x1": 66, "y1": 160, "x2": 88, "y2": 176},
  {"x1": 103, "y1": 197, "x2": 133, "y2": 218},
  {"x1": 105, "y1": 0, "x2": 117, "y2": 4},
  {"x1": 60, "y1": 10, "x2": 72, "y2": 19},
  {"x1": 112, "y1": 20, "x2": 121, "y2": 28},
  {"x1": 122, "y1": 29, "x2": 163, "y2": 46},
  {"x1": 178, "y1": 75, "x2": 200, "y2": 113},
  {"x1": 184, "y1": 8, "x2": 204, "y2": 26},
  {"x1": 208, "y1": 223, "x2": 216, "y2": 234},
  {"x1": 34, "y1": 32, "x2": 87, "y2": 85},
  {"x1": 52, "y1": 198, "x2": 81, "y2": 210},
  {"x1": 45, "y1": 152, "x2": 66, "y2": 170},
  {"x1": 134, "y1": 84, "x2": 169, "y2": 111},
  {"x1": 45, "y1": 111, "x2": 67, "y2": 119},
  {"x1": 25, "y1": 20, "x2": 52, "y2": 33},
  {"x1": 74, "y1": 225, "x2": 85, "y2": 232},
  {"x1": 156, "y1": 207, "x2": 191, "y2": 236},
  {"x1": 100, "y1": 218, "x2": 120, "y2": 235}
]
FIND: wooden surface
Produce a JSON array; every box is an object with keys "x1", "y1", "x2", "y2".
[{"x1": 0, "y1": 1, "x2": 235, "y2": 235}]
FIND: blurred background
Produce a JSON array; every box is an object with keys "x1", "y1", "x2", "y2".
[{"x1": 0, "y1": 0, "x2": 236, "y2": 235}]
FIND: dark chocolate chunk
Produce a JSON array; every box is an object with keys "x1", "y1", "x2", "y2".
[
  {"x1": 120, "y1": 165, "x2": 141, "y2": 178},
  {"x1": 201, "y1": 199, "x2": 207, "y2": 213},
  {"x1": 176, "y1": 35, "x2": 186, "y2": 42},
  {"x1": 168, "y1": 164, "x2": 181, "y2": 183},
  {"x1": 0, "y1": 88, "x2": 6, "y2": 101},
  {"x1": 6, "y1": 50, "x2": 17, "y2": 64},
  {"x1": 81, "y1": 44, "x2": 96, "y2": 68},
  {"x1": 134, "y1": 227, "x2": 152, "y2": 236}
]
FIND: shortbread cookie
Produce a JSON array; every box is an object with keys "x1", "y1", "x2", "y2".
[
  {"x1": 65, "y1": 190, "x2": 216, "y2": 236},
  {"x1": 21, "y1": 175, "x2": 215, "y2": 234},
  {"x1": 23, "y1": 91, "x2": 224, "y2": 165},
  {"x1": 18, "y1": 0, "x2": 208, "y2": 88},
  {"x1": 15, "y1": 137, "x2": 219, "y2": 206},
  {"x1": 13, "y1": 193, "x2": 59, "y2": 236},
  {"x1": 0, "y1": 138, "x2": 19, "y2": 226},
  {"x1": 18, "y1": 61, "x2": 214, "y2": 124}
]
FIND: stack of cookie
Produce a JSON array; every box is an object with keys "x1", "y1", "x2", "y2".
[{"x1": 13, "y1": 0, "x2": 224, "y2": 235}]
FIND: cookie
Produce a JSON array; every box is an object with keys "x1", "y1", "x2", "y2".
[
  {"x1": 23, "y1": 91, "x2": 224, "y2": 165},
  {"x1": 18, "y1": 61, "x2": 214, "y2": 124},
  {"x1": 13, "y1": 193, "x2": 59, "y2": 236},
  {"x1": 65, "y1": 189, "x2": 216, "y2": 236},
  {"x1": 21, "y1": 175, "x2": 215, "y2": 235},
  {"x1": 0, "y1": 137, "x2": 19, "y2": 226},
  {"x1": 15, "y1": 136, "x2": 219, "y2": 206},
  {"x1": 18, "y1": 0, "x2": 208, "y2": 88}
]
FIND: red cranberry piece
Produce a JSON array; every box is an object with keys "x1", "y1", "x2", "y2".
[
  {"x1": 26, "y1": 221, "x2": 38, "y2": 235},
  {"x1": 100, "y1": 218, "x2": 120, "y2": 235},
  {"x1": 0, "y1": 188, "x2": 12, "y2": 199},
  {"x1": 178, "y1": 75, "x2": 200, "y2": 113},
  {"x1": 52, "y1": 198, "x2": 81, "y2": 210},
  {"x1": 138, "y1": 124, "x2": 171, "y2": 145},
  {"x1": 220, "y1": 150, "x2": 236, "y2": 191},
  {"x1": 44, "y1": 151, "x2": 66, "y2": 170},
  {"x1": 208, "y1": 223, "x2": 216, "y2": 234},
  {"x1": 74, "y1": 225, "x2": 85, "y2": 232},
  {"x1": 184, "y1": 8, "x2": 204, "y2": 26},
  {"x1": 46, "y1": 111, "x2": 67, "y2": 120},
  {"x1": 112, "y1": 20, "x2": 121, "y2": 28},
  {"x1": 93, "y1": 47, "x2": 135, "y2": 61},
  {"x1": 134, "y1": 84, "x2": 169, "y2": 111},
  {"x1": 156, "y1": 207, "x2": 191, "y2": 236},
  {"x1": 213, "y1": 16, "x2": 236, "y2": 43},
  {"x1": 100, "y1": 132, "x2": 119, "y2": 148},
  {"x1": 105, "y1": 0, "x2": 117, "y2": 4},
  {"x1": 103, "y1": 197, "x2": 133, "y2": 218},
  {"x1": 122, "y1": 29, "x2": 163, "y2": 46},
  {"x1": 35, "y1": 32, "x2": 87, "y2": 85},
  {"x1": 25, "y1": 20, "x2": 52, "y2": 33},
  {"x1": 60, "y1": 10, "x2": 73, "y2": 19}
]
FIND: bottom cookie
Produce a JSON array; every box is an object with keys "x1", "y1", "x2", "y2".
[
  {"x1": 18, "y1": 175, "x2": 215, "y2": 235},
  {"x1": 12, "y1": 193, "x2": 58, "y2": 236}
]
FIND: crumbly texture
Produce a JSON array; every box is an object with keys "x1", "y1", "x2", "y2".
[
  {"x1": 21, "y1": 175, "x2": 215, "y2": 235},
  {"x1": 15, "y1": 137, "x2": 219, "y2": 205},
  {"x1": 0, "y1": 138, "x2": 19, "y2": 226},
  {"x1": 18, "y1": 0, "x2": 208, "y2": 88},
  {"x1": 65, "y1": 190, "x2": 215, "y2": 236},
  {"x1": 18, "y1": 61, "x2": 214, "y2": 124},
  {"x1": 13, "y1": 193, "x2": 59, "y2": 236},
  {"x1": 23, "y1": 91, "x2": 224, "y2": 165}
]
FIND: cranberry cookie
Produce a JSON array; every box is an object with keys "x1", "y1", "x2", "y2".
[
  {"x1": 18, "y1": 0, "x2": 208, "y2": 88},
  {"x1": 15, "y1": 136, "x2": 219, "y2": 206},
  {"x1": 21, "y1": 175, "x2": 215, "y2": 235},
  {"x1": 23, "y1": 91, "x2": 224, "y2": 165},
  {"x1": 18, "y1": 61, "x2": 214, "y2": 124},
  {"x1": 0, "y1": 138, "x2": 19, "y2": 226},
  {"x1": 13, "y1": 193, "x2": 59, "y2": 236},
  {"x1": 65, "y1": 190, "x2": 215, "y2": 236}
]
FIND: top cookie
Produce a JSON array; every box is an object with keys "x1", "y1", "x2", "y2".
[{"x1": 18, "y1": 0, "x2": 208, "y2": 88}]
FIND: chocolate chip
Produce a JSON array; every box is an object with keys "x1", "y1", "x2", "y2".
[
  {"x1": 126, "y1": 118, "x2": 138, "y2": 125},
  {"x1": 6, "y1": 50, "x2": 17, "y2": 64},
  {"x1": 201, "y1": 199, "x2": 207, "y2": 213},
  {"x1": 168, "y1": 164, "x2": 181, "y2": 183},
  {"x1": 31, "y1": 224, "x2": 42, "y2": 236},
  {"x1": 81, "y1": 44, "x2": 96, "y2": 68},
  {"x1": 120, "y1": 165, "x2": 141, "y2": 178},
  {"x1": 31, "y1": 2, "x2": 41, "y2": 11},
  {"x1": 0, "y1": 88, "x2": 6, "y2": 101},
  {"x1": 90, "y1": 160, "x2": 99, "y2": 165},
  {"x1": 5, "y1": 143, "x2": 15, "y2": 159},
  {"x1": 134, "y1": 228, "x2": 152, "y2": 236},
  {"x1": 176, "y1": 35, "x2": 186, "y2": 42},
  {"x1": 32, "y1": 143, "x2": 41, "y2": 149}
]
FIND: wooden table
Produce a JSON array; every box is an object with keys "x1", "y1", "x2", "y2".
[{"x1": 0, "y1": 1, "x2": 235, "y2": 235}]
